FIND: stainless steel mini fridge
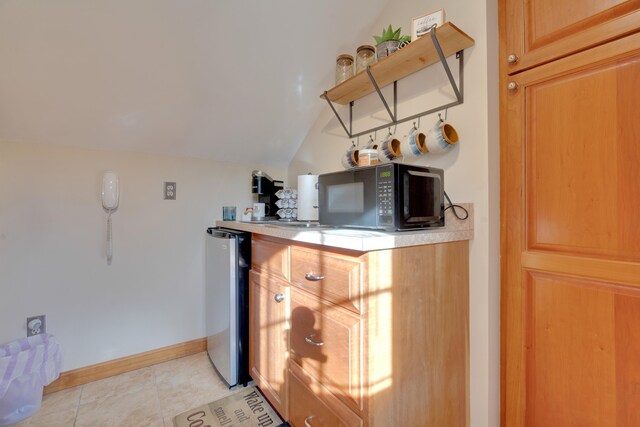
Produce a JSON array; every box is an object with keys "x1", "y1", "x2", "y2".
[{"x1": 205, "y1": 227, "x2": 250, "y2": 387}]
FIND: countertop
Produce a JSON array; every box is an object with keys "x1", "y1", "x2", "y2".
[{"x1": 215, "y1": 204, "x2": 473, "y2": 252}]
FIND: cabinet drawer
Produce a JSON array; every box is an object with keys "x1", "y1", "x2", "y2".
[
  {"x1": 289, "y1": 363, "x2": 363, "y2": 427},
  {"x1": 290, "y1": 288, "x2": 363, "y2": 412},
  {"x1": 290, "y1": 245, "x2": 363, "y2": 314},
  {"x1": 252, "y1": 236, "x2": 290, "y2": 281}
]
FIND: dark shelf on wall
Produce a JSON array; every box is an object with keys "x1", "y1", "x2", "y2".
[{"x1": 321, "y1": 22, "x2": 475, "y2": 138}]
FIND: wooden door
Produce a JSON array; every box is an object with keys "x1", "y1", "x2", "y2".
[
  {"x1": 501, "y1": 33, "x2": 640, "y2": 426},
  {"x1": 249, "y1": 271, "x2": 290, "y2": 419},
  {"x1": 501, "y1": 0, "x2": 640, "y2": 73}
]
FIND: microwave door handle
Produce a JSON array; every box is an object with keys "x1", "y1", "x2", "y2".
[{"x1": 407, "y1": 170, "x2": 438, "y2": 178}]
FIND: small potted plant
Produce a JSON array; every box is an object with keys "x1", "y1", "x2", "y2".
[{"x1": 374, "y1": 25, "x2": 411, "y2": 60}]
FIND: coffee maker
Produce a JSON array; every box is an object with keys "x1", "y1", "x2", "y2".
[{"x1": 251, "y1": 170, "x2": 283, "y2": 219}]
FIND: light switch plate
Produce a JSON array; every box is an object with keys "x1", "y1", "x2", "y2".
[{"x1": 164, "y1": 182, "x2": 176, "y2": 200}]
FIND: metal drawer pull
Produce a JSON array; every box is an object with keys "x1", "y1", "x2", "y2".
[
  {"x1": 274, "y1": 293, "x2": 285, "y2": 303},
  {"x1": 304, "y1": 415, "x2": 315, "y2": 427},
  {"x1": 305, "y1": 272, "x2": 325, "y2": 281},
  {"x1": 305, "y1": 334, "x2": 324, "y2": 347}
]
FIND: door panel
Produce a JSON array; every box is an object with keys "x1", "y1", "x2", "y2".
[
  {"x1": 527, "y1": 0, "x2": 629, "y2": 47},
  {"x1": 502, "y1": 0, "x2": 640, "y2": 73},
  {"x1": 614, "y1": 294, "x2": 640, "y2": 425},
  {"x1": 249, "y1": 271, "x2": 289, "y2": 418},
  {"x1": 252, "y1": 237, "x2": 290, "y2": 282},
  {"x1": 525, "y1": 54, "x2": 640, "y2": 261},
  {"x1": 524, "y1": 272, "x2": 617, "y2": 426},
  {"x1": 524, "y1": 271, "x2": 640, "y2": 426},
  {"x1": 501, "y1": 33, "x2": 640, "y2": 426}
]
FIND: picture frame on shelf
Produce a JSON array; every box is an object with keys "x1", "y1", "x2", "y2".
[{"x1": 411, "y1": 9, "x2": 445, "y2": 41}]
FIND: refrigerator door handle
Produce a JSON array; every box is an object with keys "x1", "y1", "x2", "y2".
[{"x1": 207, "y1": 228, "x2": 235, "y2": 239}]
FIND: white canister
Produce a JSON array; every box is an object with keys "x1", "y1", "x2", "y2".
[
  {"x1": 297, "y1": 174, "x2": 319, "y2": 221},
  {"x1": 358, "y1": 149, "x2": 379, "y2": 166}
]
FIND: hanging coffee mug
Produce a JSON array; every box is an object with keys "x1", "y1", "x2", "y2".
[
  {"x1": 341, "y1": 143, "x2": 360, "y2": 169},
  {"x1": 365, "y1": 134, "x2": 379, "y2": 151},
  {"x1": 400, "y1": 126, "x2": 427, "y2": 159},
  {"x1": 378, "y1": 132, "x2": 402, "y2": 163},
  {"x1": 426, "y1": 120, "x2": 459, "y2": 153}
]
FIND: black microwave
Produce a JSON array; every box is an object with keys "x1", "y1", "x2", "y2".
[{"x1": 318, "y1": 163, "x2": 445, "y2": 231}]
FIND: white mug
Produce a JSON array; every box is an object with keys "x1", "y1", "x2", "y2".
[
  {"x1": 252, "y1": 202, "x2": 266, "y2": 220},
  {"x1": 378, "y1": 132, "x2": 402, "y2": 163},
  {"x1": 400, "y1": 127, "x2": 427, "y2": 159},
  {"x1": 426, "y1": 121, "x2": 459, "y2": 153},
  {"x1": 341, "y1": 144, "x2": 359, "y2": 169},
  {"x1": 365, "y1": 135, "x2": 379, "y2": 151}
]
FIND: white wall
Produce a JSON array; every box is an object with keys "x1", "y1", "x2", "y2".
[
  {"x1": 287, "y1": 1, "x2": 500, "y2": 426},
  {"x1": 0, "y1": 0, "x2": 388, "y2": 165},
  {"x1": 0, "y1": 141, "x2": 285, "y2": 370}
]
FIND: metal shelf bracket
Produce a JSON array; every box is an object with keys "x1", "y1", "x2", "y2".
[
  {"x1": 366, "y1": 66, "x2": 396, "y2": 123},
  {"x1": 322, "y1": 91, "x2": 352, "y2": 137}
]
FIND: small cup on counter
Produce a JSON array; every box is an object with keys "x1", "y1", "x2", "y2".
[
  {"x1": 252, "y1": 202, "x2": 267, "y2": 220},
  {"x1": 241, "y1": 208, "x2": 253, "y2": 222},
  {"x1": 222, "y1": 206, "x2": 236, "y2": 221}
]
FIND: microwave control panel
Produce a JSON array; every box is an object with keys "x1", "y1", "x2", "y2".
[{"x1": 377, "y1": 165, "x2": 394, "y2": 226}]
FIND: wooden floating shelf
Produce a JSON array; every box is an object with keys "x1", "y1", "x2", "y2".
[{"x1": 322, "y1": 22, "x2": 475, "y2": 105}]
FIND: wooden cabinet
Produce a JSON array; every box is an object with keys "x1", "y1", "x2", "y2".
[
  {"x1": 252, "y1": 235, "x2": 290, "y2": 282},
  {"x1": 249, "y1": 270, "x2": 289, "y2": 419},
  {"x1": 500, "y1": 2, "x2": 640, "y2": 425},
  {"x1": 502, "y1": 0, "x2": 640, "y2": 73},
  {"x1": 250, "y1": 234, "x2": 469, "y2": 427},
  {"x1": 365, "y1": 241, "x2": 469, "y2": 427}
]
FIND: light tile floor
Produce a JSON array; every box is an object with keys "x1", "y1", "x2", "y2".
[{"x1": 14, "y1": 352, "x2": 237, "y2": 427}]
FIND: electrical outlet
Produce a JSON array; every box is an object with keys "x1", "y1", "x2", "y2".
[
  {"x1": 27, "y1": 315, "x2": 46, "y2": 337},
  {"x1": 164, "y1": 182, "x2": 176, "y2": 200}
]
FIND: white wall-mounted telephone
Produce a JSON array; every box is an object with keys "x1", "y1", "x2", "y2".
[
  {"x1": 102, "y1": 172, "x2": 119, "y2": 211},
  {"x1": 102, "y1": 172, "x2": 119, "y2": 265}
]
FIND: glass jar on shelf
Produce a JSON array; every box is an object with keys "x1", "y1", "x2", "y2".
[
  {"x1": 335, "y1": 54, "x2": 354, "y2": 85},
  {"x1": 355, "y1": 45, "x2": 376, "y2": 73}
]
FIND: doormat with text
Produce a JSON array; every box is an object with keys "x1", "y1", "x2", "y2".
[{"x1": 173, "y1": 386, "x2": 288, "y2": 427}]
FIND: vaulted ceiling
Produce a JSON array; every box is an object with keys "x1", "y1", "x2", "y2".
[{"x1": 0, "y1": 0, "x2": 388, "y2": 165}]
